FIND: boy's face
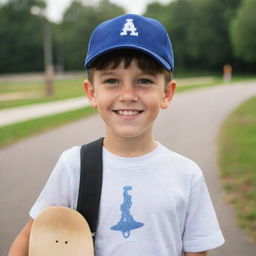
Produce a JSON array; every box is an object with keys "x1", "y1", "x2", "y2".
[{"x1": 84, "y1": 60, "x2": 176, "y2": 140}]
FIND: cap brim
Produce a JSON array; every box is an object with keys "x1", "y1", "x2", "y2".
[{"x1": 85, "y1": 45, "x2": 172, "y2": 71}]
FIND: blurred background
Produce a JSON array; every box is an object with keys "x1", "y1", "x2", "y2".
[
  {"x1": 0, "y1": 0, "x2": 256, "y2": 255},
  {"x1": 0, "y1": 0, "x2": 255, "y2": 76}
]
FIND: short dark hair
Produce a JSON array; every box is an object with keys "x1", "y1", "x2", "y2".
[{"x1": 87, "y1": 49, "x2": 172, "y2": 89}]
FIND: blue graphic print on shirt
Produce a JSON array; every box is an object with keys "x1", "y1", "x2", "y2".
[{"x1": 111, "y1": 186, "x2": 144, "y2": 238}]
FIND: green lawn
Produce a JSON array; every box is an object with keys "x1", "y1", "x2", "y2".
[
  {"x1": 218, "y1": 96, "x2": 256, "y2": 242},
  {"x1": 0, "y1": 106, "x2": 97, "y2": 148},
  {"x1": 1, "y1": 74, "x2": 255, "y2": 109},
  {"x1": 0, "y1": 74, "x2": 255, "y2": 148},
  {"x1": 0, "y1": 77, "x2": 85, "y2": 109}
]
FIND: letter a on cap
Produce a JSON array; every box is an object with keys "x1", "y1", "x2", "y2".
[{"x1": 120, "y1": 19, "x2": 138, "y2": 36}]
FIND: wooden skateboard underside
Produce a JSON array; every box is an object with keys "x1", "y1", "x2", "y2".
[{"x1": 29, "y1": 206, "x2": 94, "y2": 256}]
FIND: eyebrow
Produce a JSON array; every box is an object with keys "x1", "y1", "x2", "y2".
[
  {"x1": 99, "y1": 70, "x2": 118, "y2": 77},
  {"x1": 99, "y1": 70, "x2": 157, "y2": 77},
  {"x1": 142, "y1": 71, "x2": 157, "y2": 77}
]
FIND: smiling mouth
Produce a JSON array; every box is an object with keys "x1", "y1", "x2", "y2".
[{"x1": 112, "y1": 110, "x2": 144, "y2": 116}]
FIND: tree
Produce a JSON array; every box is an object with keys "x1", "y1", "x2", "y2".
[
  {"x1": 144, "y1": 0, "x2": 243, "y2": 71},
  {"x1": 230, "y1": 0, "x2": 256, "y2": 62},
  {"x1": 185, "y1": 0, "x2": 231, "y2": 69},
  {"x1": 58, "y1": 0, "x2": 125, "y2": 71},
  {"x1": 0, "y1": 0, "x2": 46, "y2": 73},
  {"x1": 144, "y1": 0, "x2": 193, "y2": 70}
]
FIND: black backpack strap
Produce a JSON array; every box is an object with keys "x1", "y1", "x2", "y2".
[{"x1": 77, "y1": 137, "x2": 104, "y2": 235}]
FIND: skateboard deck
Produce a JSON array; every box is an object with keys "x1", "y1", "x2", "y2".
[{"x1": 29, "y1": 206, "x2": 94, "y2": 256}]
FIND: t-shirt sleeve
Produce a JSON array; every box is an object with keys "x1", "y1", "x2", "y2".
[
  {"x1": 29, "y1": 149, "x2": 79, "y2": 219},
  {"x1": 182, "y1": 174, "x2": 225, "y2": 252}
]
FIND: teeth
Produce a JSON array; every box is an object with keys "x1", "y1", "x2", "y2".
[{"x1": 117, "y1": 110, "x2": 140, "y2": 115}]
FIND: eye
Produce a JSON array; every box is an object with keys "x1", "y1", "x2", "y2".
[
  {"x1": 105, "y1": 78, "x2": 118, "y2": 84},
  {"x1": 138, "y1": 78, "x2": 152, "y2": 84},
  {"x1": 137, "y1": 78, "x2": 154, "y2": 87}
]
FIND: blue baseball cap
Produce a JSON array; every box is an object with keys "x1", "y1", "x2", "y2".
[{"x1": 84, "y1": 14, "x2": 174, "y2": 72}]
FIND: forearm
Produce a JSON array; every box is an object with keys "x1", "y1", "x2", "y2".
[
  {"x1": 8, "y1": 220, "x2": 33, "y2": 256},
  {"x1": 184, "y1": 252, "x2": 207, "y2": 256},
  {"x1": 8, "y1": 233, "x2": 29, "y2": 256}
]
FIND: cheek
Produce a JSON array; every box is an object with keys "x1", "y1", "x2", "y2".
[
  {"x1": 143, "y1": 92, "x2": 164, "y2": 108},
  {"x1": 94, "y1": 92, "x2": 112, "y2": 111},
  {"x1": 142, "y1": 96, "x2": 163, "y2": 121}
]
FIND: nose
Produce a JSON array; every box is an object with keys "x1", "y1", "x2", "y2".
[{"x1": 119, "y1": 84, "x2": 138, "y2": 102}]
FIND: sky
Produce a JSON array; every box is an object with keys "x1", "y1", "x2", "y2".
[{"x1": 45, "y1": 0, "x2": 171, "y2": 22}]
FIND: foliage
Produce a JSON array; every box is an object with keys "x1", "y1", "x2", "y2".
[
  {"x1": 145, "y1": 0, "x2": 192, "y2": 69},
  {"x1": 0, "y1": 0, "x2": 46, "y2": 73},
  {"x1": 56, "y1": 0, "x2": 125, "y2": 71},
  {"x1": 0, "y1": 0, "x2": 255, "y2": 73},
  {"x1": 219, "y1": 96, "x2": 256, "y2": 241},
  {"x1": 144, "y1": 0, "x2": 244, "y2": 71},
  {"x1": 0, "y1": 0, "x2": 124, "y2": 73},
  {"x1": 230, "y1": 0, "x2": 256, "y2": 62},
  {"x1": 186, "y1": 0, "x2": 232, "y2": 68}
]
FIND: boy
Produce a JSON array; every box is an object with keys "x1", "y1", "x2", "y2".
[{"x1": 8, "y1": 14, "x2": 224, "y2": 256}]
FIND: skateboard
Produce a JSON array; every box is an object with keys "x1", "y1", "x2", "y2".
[{"x1": 29, "y1": 206, "x2": 94, "y2": 256}]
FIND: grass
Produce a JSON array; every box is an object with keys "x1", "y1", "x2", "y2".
[
  {"x1": 218, "y1": 96, "x2": 256, "y2": 242},
  {"x1": 1, "y1": 74, "x2": 255, "y2": 109},
  {"x1": 0, "y1": 74, "x2": 255, "y2": 148},
  {"x1": 0, "y1": 77, "x2": 85, "y2": 109},
  {"x1": 0, "y1": 106, "x2": 97, "y2": 148},
  {"x1": 176, "y1": 77, "x2": 223, "y2": 92}
]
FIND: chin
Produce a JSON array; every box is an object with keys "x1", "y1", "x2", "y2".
[
  {"x1": 106, "y1": 123, "x2": 153, "y2": 139},
  {"x1": 115, "y1": 132, "x2": 140, "y2": 138},
  {"x1": 114, "y1": 128, "x2": 151, "y2": 139}
]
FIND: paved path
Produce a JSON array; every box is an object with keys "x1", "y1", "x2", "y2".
[
  {"x1": 0, "y1": 97, "x2": 89, "y2": 126},
  {"x1": 1, "y1": 81, "x2": 256, "y2": 255},
  {"x1": 0, "y1": 77, "x2": 213, "y2": 127}
]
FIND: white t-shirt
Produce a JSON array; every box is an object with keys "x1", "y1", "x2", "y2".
[{"x1": 30, "y1": 142, "x2": 224, "y2": 255}]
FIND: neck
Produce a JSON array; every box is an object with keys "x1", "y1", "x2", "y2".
[{"x1": 103, "y1": 134, "x2": 157, "y2": 157}]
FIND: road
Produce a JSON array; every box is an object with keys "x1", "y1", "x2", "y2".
[{"x1": 1, "y1": 81, "x2": 256, "y2": 255}]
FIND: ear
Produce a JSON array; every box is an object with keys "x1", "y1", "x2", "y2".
[
  {"x1": 83, "y1": 80, "x2": 98, "y2": 108},
  {"x1": 160, "y1": 80, "x2": 176, "y2": 109}
]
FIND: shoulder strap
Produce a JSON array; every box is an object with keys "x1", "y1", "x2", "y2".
[{"x1": 77, "y1": 137, "x2": 104, "y2": 234}]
